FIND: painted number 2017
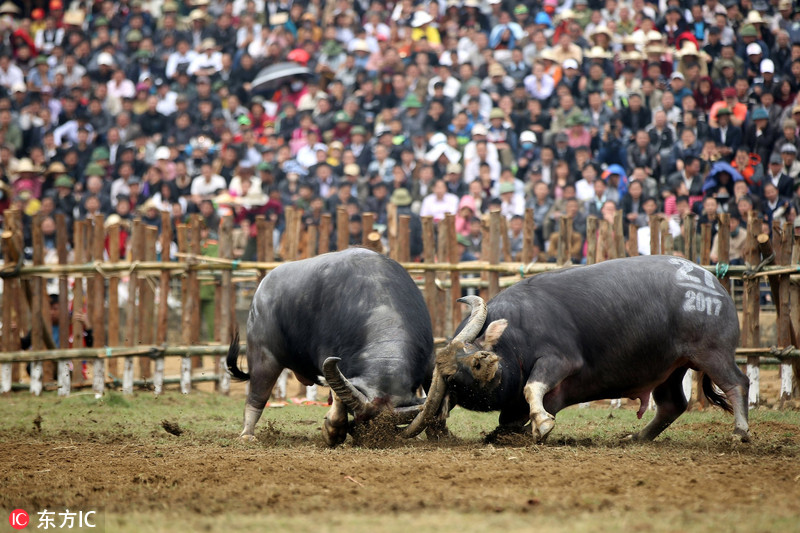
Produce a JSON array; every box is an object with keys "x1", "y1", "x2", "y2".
[{"x1": 683, "y1": 290, "x2": 721, "y2": 316}]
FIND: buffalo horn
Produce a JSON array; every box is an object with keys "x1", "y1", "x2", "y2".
[
  {"x1": 401, "y1": 296, "x2": 488, "y2": 438},
  {"x1": 323, "y1": 357, "x2": 370, "y2": 414}
]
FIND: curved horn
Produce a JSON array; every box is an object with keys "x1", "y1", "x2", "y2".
[
  {"x1": 402, "y1": 295, "x2": 489, "y2": 438},
  {"x1": 323, "y1": 357, "x2": 369, "y2": 414},
  {"x1": 452, "y1": 295, "x2": 488, "y2": 346}
]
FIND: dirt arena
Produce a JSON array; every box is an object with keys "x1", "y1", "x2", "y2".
[{"x1": 1, "y1": 379, "x2": 799, "y2": 532}]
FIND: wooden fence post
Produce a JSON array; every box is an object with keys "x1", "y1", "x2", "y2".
[
  {"x1": 29, "y1": 213, "x2": 43, "y2": 396},
  {"x1": 218, "y1": 215, "x2": 233, "y2": 395},
  {"x1": 446, "y1": 214, "x2": 460, "y2": 335},
  {"x1": 717, "y1": 213, "x2": 731, "y2": 294},
  {"x1": 683, "y1": 213, "x2": 696, "y2": 262},
  {"x1": 189, "y1": 215, "x2": 202, "y2": 378},
  {"x1": 56, "y1": 213, "x2": 70, "y2": 396},
  {"x1": 71, "y1": 220, "x2": 85, "y2": 385},
  {"x1": 422, "y1": 216, "x2": 437, "y2": 334},
  {"x1": 154, "y1": 212, "x2": 171, "y2": 395},
  {"x1": 123, "y1": 219, "x2": 141, "y2": 395},
  {"x1": 649, "y1": 215, "x2": 660, "y2": 256},
  {"x1": 107, "y1": 223, "x2": 121, "y2": 389},
  {"x1": 522, "y1": 208, "x2": 534, "y2": 265},
  {"x1": 628, "y1": 223, "x2": 639, "y2": 257},
  {"x1": 1, "y1": 214, "x2": 22, "y2": 393},
  {"x1": 488, "y1": 210, "x2": 501, "y2": 298},
  {"x1": 660, "y1": 218, "x2": 673, "y2": 255},
  {"x1": 319, "y1": 214, "x2": 331, "y2": 255},
  {"x1": 398, "y1": 215, "x2": 410, "y2": 263},
  {"x1": 436, "y1": 217, "x2": 448, "y2": 336},
  {"x1": 700, "y1": 224, "x2": 712, "y2": 265},
  {"x1": 91, "y1": 215, "x2": 106, "y2": 398},
  {"x1": 337, "y1": 206, "x2": 348, "y2": 251},
  {"x1": 743, "y1": 211, "x2": 761, "y2": 408},
  {"x1": 777, "y1": 222, "x2": 794, "y2": 405},
  {"x1": 387, "y1": 202, "x2": 398, "y2": 260},
  {"x1": 792, "y1": 233, "x2": 800, "y2": 398},
  {"x1": 138, "y1": 226, "x2": 157, "y2": 384},
  {"x1": 362, "y1": 212, "x2": 375, "y2": 247},
  {"x1": 613, "y1": 210, "x2": 625, "y2": 259},
  {"x1": 176, "y1": 223, "x2": 191, "y2": 394},
  {"x1": 586, "y1": 216, "x2": 598, "y2": 265}
]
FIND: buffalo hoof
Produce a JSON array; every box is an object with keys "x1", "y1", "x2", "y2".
[
  {"x1": 483, "y1": 423, "x2": 531, "y2": 444},
  {"x1": 239, "y1": 434, "x2": 257, "y2": 443},
  {"x1": 425, "y1": 419, "x2": 452, "y2": 442},
  {"x1": 322, "y1": 418, "x2": 348, "y2": 447},
  {"x1": 533, "y1": 417, "x2": 555, "y2": 443},
  {"x1": 732, "y1": 428, "x2": 751, "y2": 443}
]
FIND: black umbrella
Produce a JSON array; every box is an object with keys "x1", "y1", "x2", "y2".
[{"x1": 251, "y1": 62, "x2": 311, "y2": 92}]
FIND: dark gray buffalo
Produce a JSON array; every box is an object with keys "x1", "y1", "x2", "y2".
[
  {"x1": 226, "y1": 248, "x2": 433, "y2": 446},
  {"x1": 406, "y1": 255, "x2": 750, "y2": 443}
]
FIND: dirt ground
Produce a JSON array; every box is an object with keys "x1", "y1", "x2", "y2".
[{"x1": 2, "y1": 403, "x2": 800, "y2": 533}]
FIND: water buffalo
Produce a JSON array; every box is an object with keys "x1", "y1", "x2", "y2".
[
  {"x1": 226, "y1": 248, "x2": 434, "y2": 446},
  {"x1": 406, "y1": 255, "x2": 750, "y2": 443}
]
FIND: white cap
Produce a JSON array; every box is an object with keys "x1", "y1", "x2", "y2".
[
  {"x1": 10, "y1": 82, "x2": 26, "y2": 93},
  {"x1": 520, "y1": 131, "x2": 536, "y2": 143},
  {"x1": 154, "y1": 146, "x2": 171, "y2": 160},
  {"x1": 97, "y1": 52, "x2": 114, "y2": 66},
  {"x1": 670, "y1": 71, "x2": 685, "y2": 81},
  {"x1": 472, "y1": 124, "x2": 488, "y2": 136},
  {"x1": 563, "y1": 58, "x2": 579, "y2": 70},
  {"x1": 761, "y1": 58, "x2": 775, "y2": 73},
  {"x1": 746, "y1": 42, "x2": 762, "y2": 55}
]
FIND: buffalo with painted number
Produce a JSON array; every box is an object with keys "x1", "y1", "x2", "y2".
[
  {"x1": 226, "y1": 248, "x2": 434, "y2": 446},
  {"x1": 405, "y1": 255, "x2": 750, "y2": 443}
]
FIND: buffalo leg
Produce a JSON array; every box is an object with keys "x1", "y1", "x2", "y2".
[
  {"x1": 322, "y1": 393, "x2": 348, "y2": 447},
  {"x1": 701, "y1": 360, "x2": 750, "y2": 442},
  {"x1": 523, "y1": 357, "x2": 577, "y2": 442},
  {"x1": 240, "y1": 348, "x2": 283, "y2": 442},
  {"x1": 631, "y1": 367, "x2": 688, "y2": 441}
]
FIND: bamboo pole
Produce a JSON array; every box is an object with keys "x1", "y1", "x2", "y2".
[
  {"x1": 744, "y1": 211, "x2": 761, "y2": 408},
  {"x1": 488, "y1": 210, "x2": 501, "y2": 298},
  {"x1": 398, "y1": 215, "x2": 410, "y2": 263},
  {"x1": 337, "y1": 206, "x2": 349, "y2": 252},
  {"x1": 319, "y1": 213, "x2": 332, "y2": 255},
  {"x1": 1, "y1": 342, "x2": 793, "y2": 365},
  {"x1": 586, "y1": 216, "x2": 598, "y2": 265},
  {"x1": 306, "y1": 224, "x2": 318, "y2": 258},
  {"x1": 56, "y1": 213, "x2": 70, "y2": 396},
  {"x1": 522, "y1": 208, "x2": 534, "y2": 264},
  {"x1": 218, "y1": 215, "x2": 233, "y2": 395},
  {"x1": 422, "y1": 216, "x2": 437, "y2": 332},
  {"x1": 30, "y1": 213, "x2": 44, "y2": 396},
  {"x1": 255, "y1": 215, "x2": 267, "y2": 283}
]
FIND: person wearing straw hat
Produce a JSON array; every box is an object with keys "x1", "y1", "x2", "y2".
[{"x1": 410, "y1": 10, "x2": 440, "y2": 47}]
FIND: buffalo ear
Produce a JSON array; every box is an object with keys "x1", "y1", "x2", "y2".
[{"x1": 482, "y1": 319, "x2": 508, "y2": 351}]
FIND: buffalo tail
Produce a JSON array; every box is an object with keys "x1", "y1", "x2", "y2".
[
  {"x1": 702, "y1": 373, "x2": 733, "y2": 414},
  {"x1": 226, "y1": 327, "x2": 250, "y2": 381}
]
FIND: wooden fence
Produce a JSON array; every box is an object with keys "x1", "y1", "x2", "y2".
[{"x1": 0, "y1": 205, "x2": 798, "y2": 407}]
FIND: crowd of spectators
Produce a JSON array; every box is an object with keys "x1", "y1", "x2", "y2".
[{"x1": 2, "y1": 0, "x2": 800, "y2": 266}]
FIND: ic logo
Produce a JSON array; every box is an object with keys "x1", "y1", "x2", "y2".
[{"x1": 9, "y1": 509, "x2": 29, "y2": 530}]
